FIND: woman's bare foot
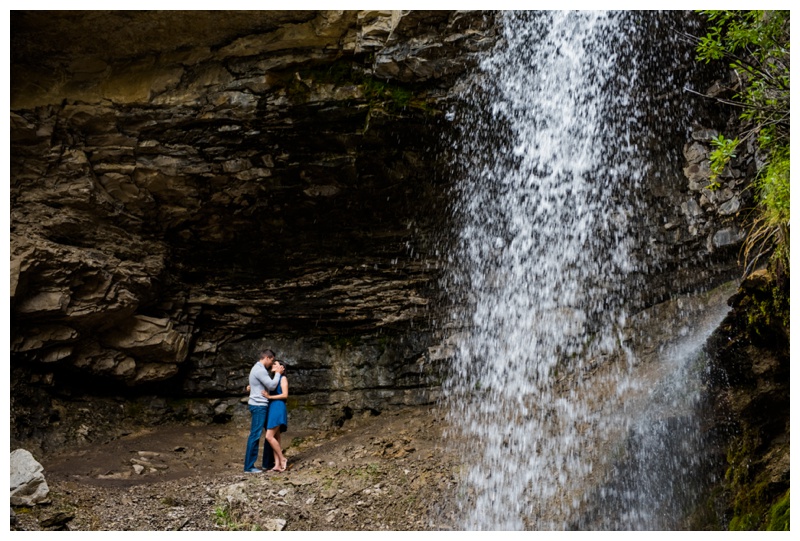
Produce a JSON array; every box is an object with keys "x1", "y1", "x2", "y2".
[{"x1": 279, "y1": 458, "x2": 287, "y2": 472}]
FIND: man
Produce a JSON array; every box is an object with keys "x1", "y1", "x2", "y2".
[{"x1": 243, "y1": 349, "x2": 284, "y2": 473}]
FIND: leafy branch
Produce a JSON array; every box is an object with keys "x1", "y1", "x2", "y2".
[
  {"x1": 690, "y1": 10, "x2": 790, "y2": 272},
  {"x1": 688, "y1": 15, "x2": 790, "y2": 532}
]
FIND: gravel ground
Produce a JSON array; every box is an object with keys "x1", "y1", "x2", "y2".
[{"x1": 11, "y1": 406, "x2": 466, "y2": 531}]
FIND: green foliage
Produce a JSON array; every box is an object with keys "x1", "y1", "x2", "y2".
[
  {"x1": 757, "y1": 147, "x2": 790, "y2": 224},
  {"x1": 281, "y1": 59, "x2": 433, "y2": 116},
  {"x1": 213, "y1": 503, "x2": 263, "y2": 531},
  {"x1": 214, "y1": 505, "x2": 239, "y2": 530},
  {"x1": 739, "y1": 268, "x2": 790, "y2": 337},
  {"x1": 697, "y1": 11, "x2": 788, "y2": 65},
  {"x1": 696, "y1": 10, "x2": 790, "y2": 114},
  {"x1": 694, "y1": 10, "x2": 790, "y2": 269},
  {"x1": 745, "y1": 286, "x2": 787, "y2": 336},
  {"x1": 742, "y1": 151, "x2": 791, "y2": 274},
  {"x1": 361, "y1": 77, "x2": 388, "y2": 102},
  {"x1": 360, "y1": 76, "x2": 431, "y2": 113},
  {"x1": 707, "y1": 134, "x2": 740, "y2": 188},
  {"x1": 290, "y1": 435, "x2": 307, "y2": 447},
  {"x1": 353, "y1": 462, "x2": 383, "y2": 480}
]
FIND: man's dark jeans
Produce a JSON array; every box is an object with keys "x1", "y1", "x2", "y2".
[{"x1": 244, "y1": 405, "x2": 268, "y2": 471}]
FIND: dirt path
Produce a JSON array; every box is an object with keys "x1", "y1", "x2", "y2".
[{"x1": 12, "y1": 406, "x2": 465, "y2": 531}]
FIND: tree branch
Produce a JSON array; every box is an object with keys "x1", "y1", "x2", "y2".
[{"x1": 682, "y1": 86, "x2": 788, "y2": 116}]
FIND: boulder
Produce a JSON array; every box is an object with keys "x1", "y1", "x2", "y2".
[
  {"x1": 217, "y1": 482, "x2": 250, "y2": 506},
  {"x1": 261, "y1": 518, "x2": 287, "y2": 531},
  {"x1": 711, "y1": 227, "x2": 745, "y2": 249},
  {"x1": 10, "y1": 449, "x2": 49, "y2": 506}
]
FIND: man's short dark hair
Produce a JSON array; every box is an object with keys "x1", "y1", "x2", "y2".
[{"x1": 260, "y1": 349, "x2": 275, "y2": 360}]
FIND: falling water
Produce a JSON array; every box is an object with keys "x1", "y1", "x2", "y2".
[{"x1": 442, "y1": 11, "x2": 724, "y2": 530}]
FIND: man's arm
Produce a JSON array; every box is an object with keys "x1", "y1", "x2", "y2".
[{"x1": 256, "y1": 370, "x2": 281, "y2": 392}]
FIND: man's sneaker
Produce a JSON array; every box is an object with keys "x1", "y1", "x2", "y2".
[{"x1": 245, "y1": 467, "x2": 262, "y2": 473}]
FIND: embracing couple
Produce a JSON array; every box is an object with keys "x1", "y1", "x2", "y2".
[{"x1": 243, "y1": 349, "x2": 290, "y2": 473}]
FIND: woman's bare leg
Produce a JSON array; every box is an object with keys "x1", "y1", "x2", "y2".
[
  {"x1": 276, "y1": 431, "x2": 287, "y2": 470},
  {"x1": 265, "y1": 428, "x2": 285, "y2": 471}
]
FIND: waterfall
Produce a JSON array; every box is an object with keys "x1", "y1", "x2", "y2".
[{"x1": 442, "y1": 11, "x2": 724, "y2": 530}]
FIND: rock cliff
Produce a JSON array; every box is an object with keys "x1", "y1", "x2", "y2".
[
  {"x1": 10, "y1": 10, "x2": 749, "y2": 454},
  {"x1": 10, "y1": 10, "x2": 498, "y2": 450},
  {"x1": 702, "y1": 268, "x2": 790, "y2": 530}
]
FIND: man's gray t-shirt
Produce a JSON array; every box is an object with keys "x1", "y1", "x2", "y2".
[{"x1": 248, "y1": 362, "x2": 281, "y2": 406}]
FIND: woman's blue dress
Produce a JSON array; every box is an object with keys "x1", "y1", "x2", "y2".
[{"x1": 266, "y1": 375, "x2": 287, "y2": 432}]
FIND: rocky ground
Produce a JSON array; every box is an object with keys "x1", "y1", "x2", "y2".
[{"x1": 11, "y1": 406, "x2": 466, "y2": 531}]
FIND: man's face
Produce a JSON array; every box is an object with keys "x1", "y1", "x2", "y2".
[{"x1": 262, "y1": 356, "x2": 274, "y2": 368}]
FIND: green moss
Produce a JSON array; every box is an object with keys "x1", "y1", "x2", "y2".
[
  {"x1": 286, "y1": 396, "x2": 306, "y2": 410},
  {"x1": 744, "y1": 291, "x2": 781, "y2": 336},
  {"x1": 724, "y1": 427, "x2": 789, "y2": 531},
  {"x1": 766, "y1": 489, "x2": 790, "y2": 530},
  {"x1": 359, "y1": 76, "x2": 431, "y2": 113},
  {"x1": 285, "y1": 77, "x2": 311, "y2": 103},
  {"x1": 291, "y1": 59, "x2": 360, "y2": 86},
  {"x1": 716, "y1": 266, "x2": 790, "y2": 531},
  {"x1": 361, "y1": 77, "x2": 387, "y2": 101},
  {"x1": 289, "y1": 435, "x2": 307, "y2": 448},
  {"x1": 328, "y1": 334, "x2": 362, "y2": 350},
  {"x1": 389, "y1": 86, "x2": 412, "y2": 106},
  {"x1": 352, "y1": 462, "x2": 382, "y2": 480},
  {"x1": 740, "y1": 269, "x2": 790, "y2": 341},
  {"x1": 124, "y1": 401, "x2": 145, "y2": 420},
  {"x1": 729, "y1": 512, "x2": 761, "y2": 531},
  {"x1": 374, "y1": 335, "x2": 391, "y2": 357},
  {"x1": 686, "y1": 485, "x2": 728, "y2": 530},
  {"x1": 275, "y1": 58, "x2": 438, "y2": 115},
  {"x1": 281, "y1": 59, "x2": 358, "y2": 103},
  {"x1": 726, "y1": 428, "x2": 761, "y2": 530}
]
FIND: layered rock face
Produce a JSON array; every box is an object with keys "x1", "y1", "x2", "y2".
[
  {"x1": 10, "y1": 10, "x2": 497, "y2": 447},
  {"x1": 10, "y1": 10, "x2": 748, "y2": 452}
]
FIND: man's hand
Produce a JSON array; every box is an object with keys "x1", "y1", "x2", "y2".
[{"x1": 274, "y1": 364, "x2": 285, "y2": 374}]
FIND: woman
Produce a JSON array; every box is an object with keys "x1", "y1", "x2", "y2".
[{"x1": 262, "y1": 360, "x2": 289, "y2": 472}]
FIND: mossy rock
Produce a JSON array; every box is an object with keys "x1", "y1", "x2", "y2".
[{"x1": 766, "y1": 489, "x2": 789, "y2": 531}]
